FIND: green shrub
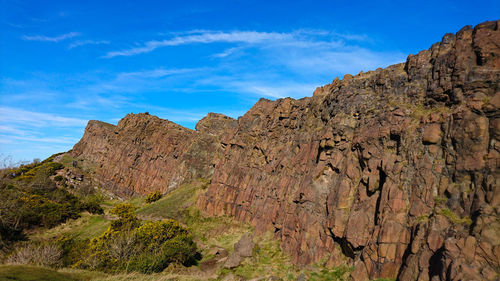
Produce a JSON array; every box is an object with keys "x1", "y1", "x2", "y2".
[
  {"x1": 128, "y1": 234, "x2": 197, "y2": 273},
  {"x1": 0, "y1": 156, "x2": 93, "y2": 245},
  {"x1": 439, "y1": 208, "x2": 472, "y2": 225},
  {"x1": 145, "y1": 191, "x2": 162, "y2": 203},
  {"x1": 54, "y1": 175, "x2": 64, "y2": 182},
  {"x1": 110, "y1": 203, "x2": 136, "y2": 218},
  {"x1": 18, "y1": 193, "x2": 80, "y2": 228},
  {"x1": 109, "y1": 203, "x2": 140, "y2": 231},
  {"x1": 56, "y1": 235, "x2": 89, "y2": 267},
  {"x1": 135, "y1": 219, "x2": 189, "y2": 250},
  {"x1": 77, "y1": 218, "x2": 198, "y2": 273},
  {"x1": 81, "y1": 200, "x2": 104, "y2": 215},
  {"x1": 18, "y1": 162, "x2": 64, "y2": 181},
  {"x1": 434, "y1": 196, "x2": 448, "y2": 204}
]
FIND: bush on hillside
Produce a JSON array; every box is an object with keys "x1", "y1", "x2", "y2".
[
  {"x1": 6, "y1": 243, "x2": 63, "y2": 267},
  {"x1": 0, "y1": 156, "x2": 104, "y2": 247},
  {"x1": 56, "y1": 235, "x2": 90, "y2": 267},
  {"x1": 145, "y1": 190, "x2": 162, "y2": 203},
  {"x1": 109, "y1": 203, "x2": 140, "y2": 231},
  {"x1": 78, "y1": 197, "x2": 104, "y2": 215},
  {"x1": 77, "y1": 206, "x2": 199, "y2": 273},
  {"x1": 127, "y1": 233, "x2": 197, "y2": 273}
]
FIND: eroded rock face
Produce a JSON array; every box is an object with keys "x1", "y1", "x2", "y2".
[
  {"x1": 72, "y1": 20, "x2": 499, "y2": 280},
  {"x1": 71, "y1": 112, "x2": 236, "y2": 195},
  {"x1": 197, "y1": 21, "x2": 500, "y2": 280}
]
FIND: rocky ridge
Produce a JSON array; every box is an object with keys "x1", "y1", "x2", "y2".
[
  {"x1": 71, "y1": 112, "x2": 236, "y2": 195},
  {"x1": 72, "y1": 20, "x2": 500, "y2": 280}
]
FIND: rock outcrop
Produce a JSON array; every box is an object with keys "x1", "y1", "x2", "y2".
[
  {"x1": 71, "y1": 112, "x2": 236, "y2": 195},
  {"x1": 224, "y1": 233, "x2": 256, "y2": 269},
  {"x1": 72, "y1": 20, "x2": 499, "y2": 280}
]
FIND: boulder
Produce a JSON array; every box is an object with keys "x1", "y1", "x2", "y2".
[{"x1": 422, "y1": 123, "x2": 442, "y2": 144}]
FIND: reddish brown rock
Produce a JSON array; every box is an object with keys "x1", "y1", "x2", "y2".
[
  {"x1": 71, "y1": 112, "x2": 236, "y2": 195},
  {"x1": 196, "y1": 20, "x2": 500, "y2": 280},
  {"x1": 422, "y1": 123, "x2": 442, "y2": 144}
]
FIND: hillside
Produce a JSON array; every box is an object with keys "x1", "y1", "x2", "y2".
[{"x1": 61, "y1": 20, "x2": 500, "y2": 280}]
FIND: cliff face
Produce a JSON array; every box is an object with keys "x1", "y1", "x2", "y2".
[
  {"x1": 72, "y1": 21, "x2": 499, "y2": 280},
  {"x1": 198, "y1": 21, "x2": 500, "y2": 280},
  {"x1": 71, "y1": 113, "x2": 236, "y2": 195}
]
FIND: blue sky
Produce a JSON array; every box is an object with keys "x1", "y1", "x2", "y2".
[{"x1": 1, "y1": 0, "x2": 499, "y2": 164}]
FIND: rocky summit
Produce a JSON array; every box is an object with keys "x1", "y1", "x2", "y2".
[{"x1": 72, "y1": 20, "x2": 500, "y2": 280}]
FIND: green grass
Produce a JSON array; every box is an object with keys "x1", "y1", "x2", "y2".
[
  {"x1": 59, "y1": 154, "x2": 97, "y2": 175},
  {"x1": 309, "y1": 266, "x2": 352, "y2": 281},
  {"x1": 226, "y1": 231, "x2": 298, "y2": 280},
  {"x1": 0, "y1": 265, "x2": 84, "y2": 281},
  {"x1": 409, "y1": 103, "x2": 453, "y2": 119},
  {"x1": 31, "y1": 213, "x2": 110, "y2": 241},
  {"x1": 137, "y1": 179, "x2": 252, "y2": 252},
  {"x1": 439, "y1": 208, "x2": 472, "y2": 225},
  {"x1": 434, "y1": 196, "x2": 448, "y2": 204},
  {"x1": 416, "y1": 214, "x2": 429, "y2": 223},
  {"x1": 0, "y1": 265, "x2": 208, "y2": 281},
  {"x1": 137, "y1": 179, "x2": 207, "y2": 221}
]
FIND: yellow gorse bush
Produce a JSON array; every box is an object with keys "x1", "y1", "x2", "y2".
[
  {"x1": 145, "y1": 191, "x2": 162, "y2": 203},
  {"x1": 135, "y1": 220, "x2": 189, "y2": 251},
  {"x1": 77, "y1": 203, "x2": 198, "y2": 273}
]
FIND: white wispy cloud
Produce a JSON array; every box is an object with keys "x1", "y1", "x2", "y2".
[
  {"x1": 22, "y1": 32, "x2": 80, "y2": 42},
  {"x1": 245, "y1": 84, "x2": 318, "y2": 99},
  {"x1": 63, "y1": 68, "x2": 206, "y2": 110},
  {"x1": 0, "y1": 106, "x2": 88, "y2": 128},
  {"x1": 3, "y1": 135, "x2": 79, "y2": 144},
  {"x1": 68, "y1": 39, "x2": 110, "y2": 49},
  {"x1": 0, "y1": 125, "x2": 27, "y2": 136},
  {"x1": 4, "y1": 21, "x2": 24, "y2": 28},
  {"x1": 103, "y1": 29, "x2": 369, "y2": 58},
  {"x1": 3, "y1": 21, "x2": 407, "y2": 163},
  {"x1": 103, "y1": 30, "x2": 297, "y2": 58},
  {"x1": 278, "y1": 48, "x2": 406, "y2": 77},
  {"x1": 0, "y1": 107, "x2": 89, "y2": 162},
  {"x1": 117, "y1": 68, "x2": 203, "y2": 79},
  {"x1": 212, "y1": 47, "x2": 243, "y2": 58},
  {"x1": 195, "y1": 75, "x2": 319, "y2": 99}
]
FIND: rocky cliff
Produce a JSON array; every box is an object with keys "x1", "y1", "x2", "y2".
[
  {"x1": 72, "y1": 20, "x2": 499, "y2": 280},
  {"x1": 71, "y1": 112, "x2": 237, "y2": 195}
]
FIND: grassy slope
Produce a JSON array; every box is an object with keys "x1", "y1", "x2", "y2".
[
  {"x1": 30, "y1": 213, "x2": 109, "y2": 241},
  {"x1": 0, "y1": 265, "x2": 86, "y2": 281},
  {"x1": 137, "y1": 179, "x2": 253, "y2": 253},
  {"x1": 0, "y1": 265, "x2": 189, "y2": 281},
  {"x1": 23, "y1": 178, "x2": 352, "y2": 280}
]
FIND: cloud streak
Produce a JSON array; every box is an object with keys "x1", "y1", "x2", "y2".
[
  {"x1": 0, "y1": 106, "x2": 89, "y2": 162},
  {"x1": 116, "y1": 68, "x2": 203, "y2": 79},
  {"x1": 22, "y1": 32, "x2": 80, "y2": 42},
  {"x1": 0, "y1": 106, "x2": 88, "y2": 128},
  {"x1": 103, "y1": 30, "x2": 317, "y2": 58},
  {"x1": 68, "y1": 39, "x2": 110, "y2": 49}
]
